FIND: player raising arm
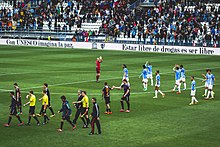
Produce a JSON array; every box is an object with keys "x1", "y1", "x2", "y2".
[
  {"x1": 139, "y1": 64, "x2": 148, "y2": 91},
  {"x1": 96, "y1": 56, "x2": 103, "y2": 82}
]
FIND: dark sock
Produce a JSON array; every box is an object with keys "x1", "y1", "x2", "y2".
[
  {"x1": 120, "y1": 101, "x2": 124, "y2": 109},
  {"x1": 46, "y1": 115, "x2": 49, "y2": 121},
  {"x1": 81, "y1": 117, "x2": 86, "y2": 125},
  {"x1": 49, "y1": 107, "x2": 55, "y2": 115},
  {"x1": 96, "y1": 75, "x2": 99, "y2": 81},
  {"x1": 8, "y1": 116, "x2": 12, "y2": 125},
  {"x1": 126, "y1": 101, "x2": 130, "y2": 110},
  {"x1": 67, "y1": 119, "x2": 74, "y2": 127},
  {"x1": 44, "y1": 115, "x2": 47, "y2": 123},
  {"x1": 60, "y1": 122, "x2": 64, "y2": 129},
  {"x1": 109, "y1": 108, "x2": 111, "y2": 112},
  {"x1": 86, "y1": 118, "x2": 90, "y2": 126},
  {"x1": 33, "y1": 116, "x2": 40, "y2": 124},
  {"x1": 28, "y1": 116, "x2": 31, "y2": 124},
  {"x1": 106, "y1": 108, "x2": 108, "y2": 112},
  {"x1": 16, "y1": 115, "x2": 22, "y2": 123}
]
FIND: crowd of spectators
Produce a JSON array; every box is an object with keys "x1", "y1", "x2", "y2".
[{"x1": 0, "y1": 0, "x2": 219, "y2": 46}]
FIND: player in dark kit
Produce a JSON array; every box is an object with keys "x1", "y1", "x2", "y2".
[
  {"x1": 89, "y1": 98, "x2": 101, "y2": 135},
  {"x1": 72, "y1": 90, "x2": 86, "y2": 127},
  {"x1": 43, "y1": 83, "x2": 55, "y2": 118},
  {"x1": 4, "y1": 92, "x2": 24, "y2": 127},
  {"x1": 96, "y1": 56, "x2": 103, "y2": 82},
  {"x1": 14, "y1": 83, "x2": 22, "y2": 114},
  {"x1": 23, "y1": 90, "x2": 40, "y2": 126},
  {"x1": 113, "y1": 79, "x2": 130, "y2": 113},
  {"x1": 102, "y1": 82, "x2": 113, "y2": 114},
  {"x1": 57, "y1": 95, "x2": 76, "y2": 132}
]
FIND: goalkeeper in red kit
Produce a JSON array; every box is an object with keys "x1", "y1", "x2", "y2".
[{"x1": 96, "y1": 56, "x2": 103, "y2": 82}]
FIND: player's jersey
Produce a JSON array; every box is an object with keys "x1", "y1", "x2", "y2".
[
  {"x1": 140, "y1": 69, "x2": 147, "y2": 79},
  {"x1": 180, "y1": 68, "x2": 186, "y2": 78},
  {"x1": 10, "y1": 95, "x2": 17, "y2": 108},
  {"x1": 146, "y1": 65, "x2": 152, "y2": 75},
  {"x1": 15, "y1": 87, "x2": 21, "y2": 99},
  {"x1": 123, "y1": 68, "x2": 129, "y2": 78},
  {"x1": 42, "y1": 94, "x2": 49, "y2": 105},
  {"x1": 45, "y1": 88, "x2": 50, "y2": 101},
  {"x1": 60, "y1": 100, "x2": 72, "y2": 117},
  {"x1": 191, "y1": 80, "x2": 196, "y2": 91},
  {"x1": 102, "y1": 85, "x2": 111, "y2": 98},
  {"x1": 156, "y1": 74, "x2": 160, "y2": 85},
  {"x1": 121, "y1": 84, "x2": 130, "y2": 96},
  {"x1": 206, "y1": 74, "x2": 215, "y2": 85},
  {"x1": 29, "y1": 95, "x2": 36, "y2": 106},
  {"x1": 175, "y1": 69, "x2": 181, "y2": 80},
  {"x1": 96, "y1": 60, "x2": 101, "y2": 69},
  {"x1": 82, "y1": 95, "x2": 89, "y2": 108}
]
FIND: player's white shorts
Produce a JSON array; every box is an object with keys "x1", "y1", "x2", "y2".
[
  {"x1": 155, "y1": 84, "x2": 160, "y2": 87},
  {"x1": 180, "y1": 77, "x2": 186, "y2": 82},
  {"x1": 142, "y1": 78, "x2": 148, "y2": 83},
  {"x1": 122, "y1": 77, "x2": 129, "y2": 82},
  {"x1": 147, "y1": 74, "x2": 153, "y2": 79},
  {"x1": 204, "y1": 82, "x2": 208, "y2": 88},
  {"x1": 191, "y1": 90, "x2": 196, "y2": 96},
  {"x1": 208, "y1": 84, "x2": 213, "y2": 90},
  {"x1": 175, "y1": 80, "x2": 180, "y2": 85}
]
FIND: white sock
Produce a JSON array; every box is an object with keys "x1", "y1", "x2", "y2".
[
  {"x1": 155, "y1": 90, "x2": 158, "y2": 97},
  {"x1": 206, "y1": 91, "x2": 211, "y2": 98},
  {"x1": 204, "y1": 89, "x2": 208, "y2": 96},
  {"x1": 158, "y1": 90, "x2": 164, "y2": 95},
  {"x1": 173, "y1": 85, "x2": 177, "y2": 91},
  {"x1": 191, "y1": 97, "x2": 194, "y2": 103},
  {"x1": 143, "y1": 83, "x2": 146, "y2": 88},
  {"x1": 151, "y1": 78, "x2": 153, "y2": 86},
  {"x1": 184, "y1": 83, "x2": 186, "y2": 89},
  {"x1": 211, "y1": 91, "x2": 214, "y2": 98},
  {"x1": 178, "y1": 85, "x2": 181, "y2": 92},
  {"x1": 194, "y1": 97, "x2": 198, "y2": 102}
]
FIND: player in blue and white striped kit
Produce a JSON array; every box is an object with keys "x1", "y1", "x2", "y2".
[
  {"x1": 121, "y1": 64, "x2": 130, "y2": 86},
  {"x1": 139, "y1": 65, "x2": 148, "y2": 91},
  {"x1": 145, "y1": 62, "x2": 153, "y2": 86},
  {"x1": 189, "y1": 76, "x2": 198, "y2": 105},
  {"x1": 179, "y1": 65, "x2": 186, "y2": 90},
  {"x1": 172, "y1": 64, "x2": 181, "y2": 94},
  {"x1": 203, "y1": 69, "x2": 215, "y2": 100},
  {"x1": 153, "y1": 70, "x2": 165, "y2": 98}
]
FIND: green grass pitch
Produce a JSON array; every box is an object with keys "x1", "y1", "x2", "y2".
[{"x1": 0, "y1": 45, "x2": 219, "y2": 147}]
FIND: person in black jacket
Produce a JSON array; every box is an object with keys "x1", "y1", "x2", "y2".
[
  {"x1": 4, "y1": 92, "x2": 24, "y2": 127},
  {"x1": 89, "y1": 98, "x2": 101, "y2": 135},
  {"x1": 57, "y1": 95, "x2": 76, "y2": 132},
  {"x1": 72, "y1": 90, "x2": 87, "y2": 127}
]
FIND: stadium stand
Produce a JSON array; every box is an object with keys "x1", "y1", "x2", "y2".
[{"x1": 0, "y1": 0, "x2": 219, "y2": 47}]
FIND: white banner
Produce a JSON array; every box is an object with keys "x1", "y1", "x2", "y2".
[{"x1": 0, "y1": 39, "x2": 219, "y2": 55}]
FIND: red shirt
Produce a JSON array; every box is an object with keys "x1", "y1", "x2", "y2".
[{"x1": 96, "y1": 60, "x2": 101, "y2": 69}]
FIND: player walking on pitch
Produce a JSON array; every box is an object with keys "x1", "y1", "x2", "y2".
[
  {"x1": 102, "y1": 82, "x2": 113, "y2": 114},
  {"x1": 43, "y1": 83, "x2": 55, "y2": 118},
  {"x1": 153, "y1": 70, "x2": 165, "y2": 98},
  {"x1": 121, "y1": 64, "x2": 130, "y2": 86},
  {"x1": 145, "y1": 62, "x2": 153, "y2": 86},
  {"x1": 96, "y1": 56, "x2": 103, "y2": 82},
  {"x1": 139, "y1": 65, "x2": 148, "y2": 91},
  {"x1": 57, "y1": 95, "x2": 76, "y2": 132},
  {"x1": 38, "y1": 90, "x2": 50, "y2": 125},
  {"x1": 14, "y1": 83, "x2": 22, "y2": 114},
  {"x1": 172, "y1": 64, "x2": 181, "y2": 94},
  {"x1": 189, "y1": 76, "x2": 198, "y2": 105},
  {"x1": 89, "y1": 98, "x2": 101, "y2": 135},
  {"x1": 24, "y1": 90, "x2": 40, "y2": 126},
  {"x1": 179, "y1": 65, "x2": 186, "y2": 90},
  {"x1": 4, "y1": 92, "x2": 24, "y2": 127}
]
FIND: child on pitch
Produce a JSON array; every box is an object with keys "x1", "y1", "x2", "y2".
[
  {"x1": 153, "y1": 70, "x2": 165, "y2": 98},
  {"x1": 189, "y1": 76, "x2": 198, "y2": 105},
  {"x1": 57, "y1": 95, "x2": 76, "y2": 132}
]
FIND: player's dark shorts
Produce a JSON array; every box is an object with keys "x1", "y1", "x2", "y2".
[
  {"x1": 104, "y1": 97, "x2": 111, "y2": 104},
  {"x1": 41, "y1": 105, "x2": 48, "y2": 113},
  {"x1": 96, "y1": 68, "x2": 100, "y2": 73},
  {"x1": 121, "y1": 95, "x2": 130, "y2": 101},
  {"x1": 29, "y1": 106, "x2": 35, "y2": 115},
  {"x1": 62, "y1": 115, "x2": 70, "y2": 120},
  {"x1": 10, "y1": 107, "x2": 17, "y2": 115},
  {"x1": 17, "y1": 98, "x2": 22, "y2": 106},
  {"x1": 81, "y1": 108, "x2": 89, "y2": 116}
]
